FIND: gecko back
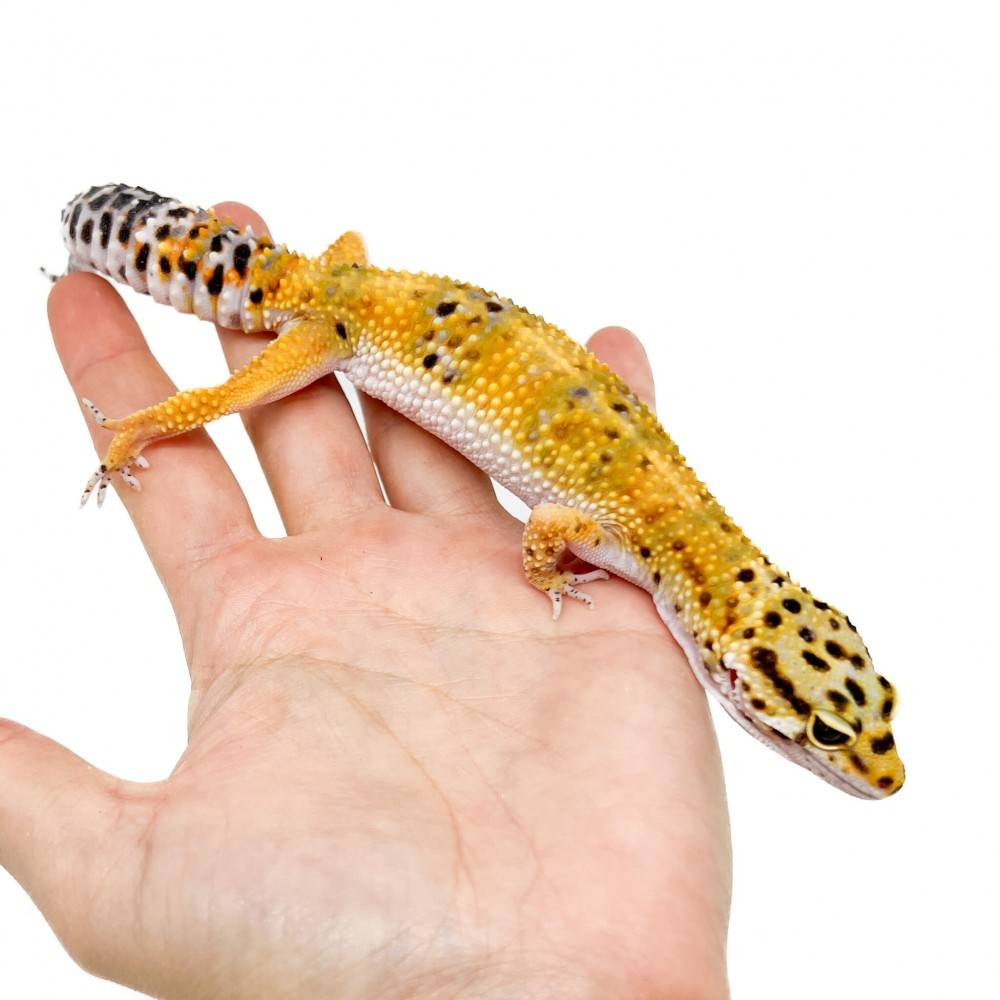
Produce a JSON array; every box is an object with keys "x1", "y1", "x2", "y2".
[{"x1": 61, "y1": 183, "x2": 271, "y2": 330}]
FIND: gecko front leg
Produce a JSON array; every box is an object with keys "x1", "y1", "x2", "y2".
[
  {"x1": 522, "y1": 503, "x2": 611, "y2": 620},
  {"x1": 80, "y1": 320, "x2": 351, "y2": 507}
]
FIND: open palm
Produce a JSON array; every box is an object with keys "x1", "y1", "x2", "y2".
[{"x1": 0, "y1": 204, "x2": 730, "y2": 1000}]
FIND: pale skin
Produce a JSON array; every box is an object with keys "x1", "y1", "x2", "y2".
[{"x1": 0, "y1": 203, "x2": 731, "y2": 999}]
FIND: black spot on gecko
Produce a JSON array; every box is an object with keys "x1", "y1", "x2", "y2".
[
  {"x1": 737, "y1": 568, "x2": 755, "y2": 582},
  {"x1": 188, "y1": 224, "x2": 205, "y2": 239},
  {"x1": 672, "y1": 539, "x2": 686, "y2": 551},
  {"x1": 829, "y1": 618, "x2": 841, "y2": 630},
  {"x1": 881, "y1": 698, "x2": 894, "y2": 720},
  {"x1": 699, "y1": 591, "x2": 711, "y2": 606},
  {"x1": 877, "y1": 675, "x2": 892, "y2": 690},
  {"x1": 813, "y1": 599, "x2": 830, "y2": 611},
  {"x1": 828, "y1": 690, "x2": 849, "y2": 710},
  {"x1": 135, "y1": 243, "x2": 149, "y2": 272},
  {"x1": 799, "y1": 627, "x2": 815, "y2": 642},
  {"x1": 571, "y1": 387, "x2": 590, "y2": 398},
  {"x1": 121, "y1": 200, "x2": 149, "y2": 240},
  {"x1": 167, "y1": 206, "x2": 191, "y2": 218},
  {"x1": 782, "y1": 598, "x2": 802, "y2": 613},
  {"x1": 437, "y1": 301, "x2": 458, "y2": 316},
  {"x1": 871, "y1": 733, "x2": 895, "y2": 755},
  {"x1": 423, "y1": 353, "x2": 439, "y2": 368},
  {"x1": 233, "y1": 243, "x2": 251, "y2": 276},
  {"x1": 825, "y1": 641, "x2": 846, "y2": 659},
  {"x1": 68, "y1": 203, "x2": 82, "y2": 239},
  {"x1": 206, "y1": 264, "x2": 224, "y2": 295},
  {"x1": 159, "y1": 255, "x2": 171, "y2": 275},
  {"x1": 210, "y1": 235, "x2": 224, "y2": 253},
  {"x1": 249, "y1": 288, "x2": 263, "y2": 304},
  {"x1": 849, "y1": 753, "x2": 869, "y2": 774},
  {"x1": 653, "y1": 572, "x2": 661, "y2": 584},
  {"x1": 181, "y1": 259, "x2": 198, "y2": 280},
  {"x1": 88, "y1": 191, "x2": 111, "y2": 210},
  {"x1": 486, "y1": 301, "x2": 503, "y2": 312},
  {"x1": 802, "y1": 650, "x2": 830, "y2": 672},
  {"x1": 751, "y1": 647, "x2": 810, "y2": 716},
  {"x1": 336, "y1": 322, "x2": 347, "y2": 338},
  {"x1": 845, "y1": 678, "x2": 867, "y2": 707},
  {"x1": 850, "y1": 653, "x2": 865, "y2": 669},
  {"x1": 111, "y1": 191, "x2": 133, "y2": 209},
  {"x1": 743, "y1": 627, "x2": 755, "y2": 638},
  {"x1": 79, "y1": 218, "x2": 93, "y2": 245},
  {"x1": 611, "y1": 402, "x2": 629, "y2": 413},
  {"x1": 156, "y1": 224, "x2": 171, "y2": 241},
  {"x1": 600, "y1": 452, "x2": 613, "y2": 463},
  {"x1": 640, "y1": 547, "x2": 651, "y2": 558},
  {"x1": 764, "y1": 611, "x2": 782, "y2": 627},
  {"x1": 751, "y1": 698, "x2": 767, "y2": 710},
  {"x1": 117, "y1": 221, "x2": 132, "y2": 244}
]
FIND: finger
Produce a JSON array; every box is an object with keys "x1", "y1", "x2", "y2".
[
  {"x1": 212, "y1": 202, "x2": 384, "y2": 535},
  {"x1": 587, "y1": 326, "x2": 657, "y2": 411},
  {"x1": 359, "y1": 394, "x2": 503, "y2": 517},
  {"x1": 49, "y1": 274, "x2": 258, "y2": 588},
  {"x1": 0, "y1": 718, "x2": 151, "y2": 973}
]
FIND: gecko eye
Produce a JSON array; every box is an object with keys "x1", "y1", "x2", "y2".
[{"x1": 807, "y1": 710, "x2": 857, "y2": 750}]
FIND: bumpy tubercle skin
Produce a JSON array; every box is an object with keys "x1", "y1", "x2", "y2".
[{"x1": 61, "y1": 183, "x2": 903, "y2": 799}]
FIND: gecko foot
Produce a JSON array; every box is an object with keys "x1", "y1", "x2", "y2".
[
  {"x1": 546, "y1": 570, "x2": 610, "y2": 621},
  {"x1": 79, "y1": 398, "x2": 149, "y2": 508},
  {"x1": 80, "y1": 455, "x2": 150, "y2": 508}
]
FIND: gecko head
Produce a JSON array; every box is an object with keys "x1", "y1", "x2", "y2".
[{"x1": 721, "y1": 586, "x2": 904, "y2": 799}]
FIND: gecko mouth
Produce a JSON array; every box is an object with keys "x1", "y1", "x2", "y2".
[
  {"x1": 651, "y1": 595, "x2": 881, "y2": 799},
  {"x1": 713, "y1": 664, "x2": 881, "y2": 800}
]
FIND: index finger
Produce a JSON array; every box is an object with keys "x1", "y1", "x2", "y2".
[{"x1": 48, "y1": 272, "x2": 259, "y2": 599}]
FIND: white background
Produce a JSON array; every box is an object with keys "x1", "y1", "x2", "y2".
[{"x1": 1, "y1": 2, "x2": 996, "y2": 997}]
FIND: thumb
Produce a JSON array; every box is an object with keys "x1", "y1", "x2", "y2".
[{"x1": 0, "y1": 718, "x2": 149, "y2": 960}]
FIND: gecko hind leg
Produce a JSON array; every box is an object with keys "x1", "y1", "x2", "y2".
[
  {"x1": 79, "y1": 398, "x2": 149, "y2": 506},
  {"x1": 523, "y1": 503, "x2": 612, "y2": 620},
  {"x1": 77, "y1": 319, "x2": 351, "y2": 508}
]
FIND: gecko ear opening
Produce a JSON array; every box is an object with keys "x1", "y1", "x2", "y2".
[{"x1": 807, "y1": 710, "x2": 857, "y2": 750}]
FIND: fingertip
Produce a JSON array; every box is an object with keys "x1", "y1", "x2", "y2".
[
  {"x1": 47, "y1": 270, "x2": 112, "y2": 328},
  {"x1": 47, "y1": 272, "x2": 144, "y2": 379},
  {"x1": 587, "y1": 325, "x2": 657, "y2": 409},
  {"x1": 212, "y1": 201, "x2": 270, "y2": 239}
]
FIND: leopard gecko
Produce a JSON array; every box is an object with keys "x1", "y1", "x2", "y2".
[{"x1": 58, "y1": 183, "x2": 904, "y2": 798}]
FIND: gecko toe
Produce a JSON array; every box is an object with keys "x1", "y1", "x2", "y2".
[
  {"x1": 120, "y1": 465, "x2": 142, "y2": 491},
  {"x1": 546, "y1": 570, "x2": 610, "y2": 620}
]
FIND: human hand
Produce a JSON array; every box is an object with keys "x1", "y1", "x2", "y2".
[{"x1": 0, "y1": 203, "x2": 731, "y2": 1000}]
